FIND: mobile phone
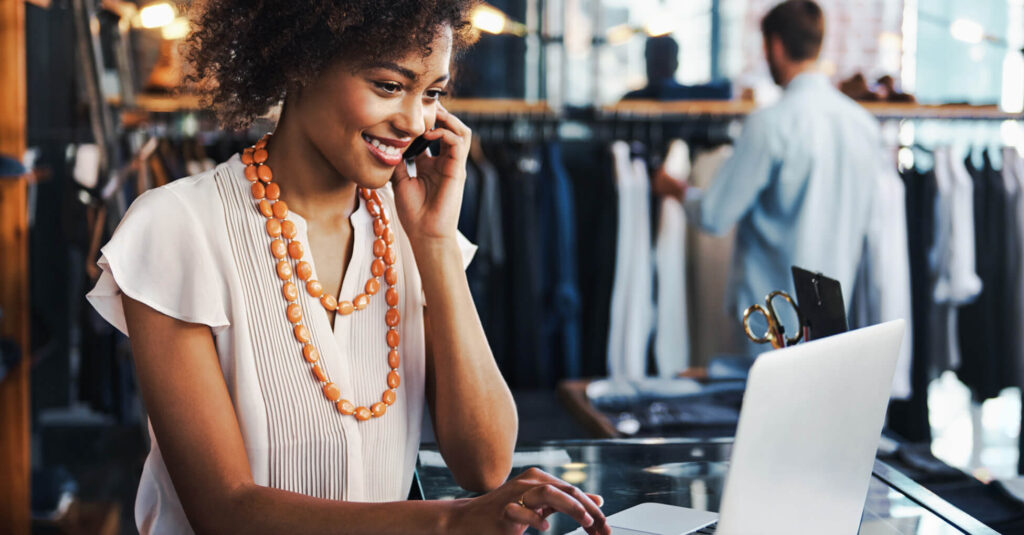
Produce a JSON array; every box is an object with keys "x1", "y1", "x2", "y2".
[{"x1": 403, "y1": 135, "x2": 432, "y2": 160}]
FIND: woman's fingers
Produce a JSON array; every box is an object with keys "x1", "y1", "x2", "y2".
[
  {"x1": 503, "y1": 502, "x2": 549, "y2": 532},
  {"x1": 436, "y1": 104, "x2": 472, "y2": 139},
  {"x1": 586, "y1": 493, "x2": 605, "y2": 508},
  {"x1": 522, "y1": 484, "x2": 595, "y2": 530},
  {"x1": 422, "y1": 127, "x2": 466, "y2": 161}
]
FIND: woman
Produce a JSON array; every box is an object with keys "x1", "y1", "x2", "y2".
[{"x1": 86, "y1": 1, "x2": 609, "y2": 533}]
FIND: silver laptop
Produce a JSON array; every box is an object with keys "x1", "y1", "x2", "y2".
[{"x1": 581, "y1": 320, "x2": 905, "y2": 535}]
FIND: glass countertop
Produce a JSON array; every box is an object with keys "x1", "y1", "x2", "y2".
[{"x1": 417, "y1": 438, "x2": 997, "y2": 535}]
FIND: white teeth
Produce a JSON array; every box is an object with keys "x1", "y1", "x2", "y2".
[{"x1": 371, "y1": 139, "x2": 381, "y2": 148}]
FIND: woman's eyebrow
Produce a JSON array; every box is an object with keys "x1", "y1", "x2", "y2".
[
  {"x1": 363, "y1": 61, "x2": 450, "y2": 85},
  {"x1": 364, "y1": 61, "x2": 419, "y2": 82}
]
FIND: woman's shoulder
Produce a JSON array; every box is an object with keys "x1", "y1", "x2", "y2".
[{"x1": 128, "y1": 154, "x2": 245, "y2": 225}]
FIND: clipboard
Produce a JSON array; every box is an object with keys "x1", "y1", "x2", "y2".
[{"x1": 791, "y1": 266, "x2": 848, "y2": 341}]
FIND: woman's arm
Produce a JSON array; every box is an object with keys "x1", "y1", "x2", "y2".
[
  {"x1": 125, "y1": 294, "x2": 605, "y2": 534},
  {"x1": 419, "y1": 240, "x2": 517, "y2": 492},
  {"x1": 122, "y1": 294, "x2": 458, "y2": 534}
]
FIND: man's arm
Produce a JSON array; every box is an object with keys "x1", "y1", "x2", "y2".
[{"x1": 682, "y1": 111, "x2": 778, "y2": 234}]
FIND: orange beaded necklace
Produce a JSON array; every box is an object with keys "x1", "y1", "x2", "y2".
[{"x1": 241, "y1": 133, "x2": 400, "y2": 421}]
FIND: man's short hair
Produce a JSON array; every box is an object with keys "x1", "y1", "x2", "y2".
[
  {"x1": 760, "y1": 0, "x2": 824, "y2": 61},
  {"x1": 645, "y1": 36, "x2": 680, "y2": 81}
]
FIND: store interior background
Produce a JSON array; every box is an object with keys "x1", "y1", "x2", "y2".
[{"x1": 3, "y1": 0, "x2": 1024, "y2": 532}]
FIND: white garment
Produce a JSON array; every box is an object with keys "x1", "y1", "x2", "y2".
[
  {"x1": 607, "y1": 141, "x2": 654, "y2": 378},
  {"x1": 86, "y1": 155, "x2": 475, "y2": 534},
  {"x1": 607, "y1": 142, "x2": 635, "y2": 378},
  {"x1": 654, "y1": 139, "x2": 691, "y2": 376},
  {"x1": 933, "y1": 147, "x2": 982, "y2": 305},
  {"x1": 852, "y1": 151, "x2": 914, "y2": 399}
]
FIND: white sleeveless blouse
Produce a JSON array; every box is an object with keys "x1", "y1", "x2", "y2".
[{"x1": 87, "y1": 155, "x2": 475, "y2": 534}]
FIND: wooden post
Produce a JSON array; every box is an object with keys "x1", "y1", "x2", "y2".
[{"x1": 0, "y1": 0, "x2": 30, "y2": 533}]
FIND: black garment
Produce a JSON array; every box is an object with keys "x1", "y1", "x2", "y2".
[
  {"x1": 563, "y1": 141, "x2": 618, "y2": 378},
  {"x1": 958, "y1": 151, "x2": 1014, "y2": 402},
  {"x1": 888, "y1": 167, "x2": 936, "y2": 443},
  {"x1": 493, "y1": 143, "x2": 546, "y2": 388}
]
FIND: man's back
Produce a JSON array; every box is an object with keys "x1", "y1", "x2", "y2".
[{"x1": 685, "y1": 72, "x2": 881, "y2": 322}]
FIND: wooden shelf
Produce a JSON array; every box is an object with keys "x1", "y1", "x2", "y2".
[
  {"x1": 602, "y1": 99, "x2": 1023, "y2": 121},
  {"x1": 109, "y1": 94, "x2": 1022, "y2": 122}
]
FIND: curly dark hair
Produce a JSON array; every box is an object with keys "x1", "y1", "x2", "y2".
[{"x1": 185, "y1": 0, "x2": 479, "y2": 129}]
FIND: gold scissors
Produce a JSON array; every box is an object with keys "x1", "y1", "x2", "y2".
[{"x1": 743, "y1": 290, "x2": 804, "y2": 349}]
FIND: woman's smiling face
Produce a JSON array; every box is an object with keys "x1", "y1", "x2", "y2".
[{"x1": 291, "y1": 25, "x2": 453, "y2": 188}]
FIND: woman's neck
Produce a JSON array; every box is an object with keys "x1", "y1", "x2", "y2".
[{"x1": 264, "y1": 104, "x2": 359, "y2": 225}]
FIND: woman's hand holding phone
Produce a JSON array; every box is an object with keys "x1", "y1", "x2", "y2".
[{"x1": 390, "y1": 103, "x2": 469, "y2": 245}]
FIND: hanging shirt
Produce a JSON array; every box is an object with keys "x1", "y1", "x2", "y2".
[
  {"x1": 654, "y1": 139, "x2": 691, "y2": 376},
  {"x1": 86, "y1": 155, "x2": 475, "y2": 534},
  {"x1": 683, "y1": 72, "x2": 880, "y2": 326}
]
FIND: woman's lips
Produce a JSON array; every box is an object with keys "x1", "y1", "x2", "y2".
[{"x1": 362, "y1": 134, "x2": 410, "y2": 167}]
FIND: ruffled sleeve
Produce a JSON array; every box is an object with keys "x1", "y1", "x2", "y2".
[{"x1": 86, "y1": 186, "x2": 230, "y2": 336}]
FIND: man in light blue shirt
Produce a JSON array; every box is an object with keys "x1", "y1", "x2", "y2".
[{"x1": 664, "y1": 0, "x2": 881, "y2": 342}]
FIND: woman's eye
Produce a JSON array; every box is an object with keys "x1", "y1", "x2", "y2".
[
  {"x1": 425, "y1": 89, "x2": 449, "y2": 101},
  {"x1": 375, "y1": 82, "x2": 402, "y2": 94}
]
